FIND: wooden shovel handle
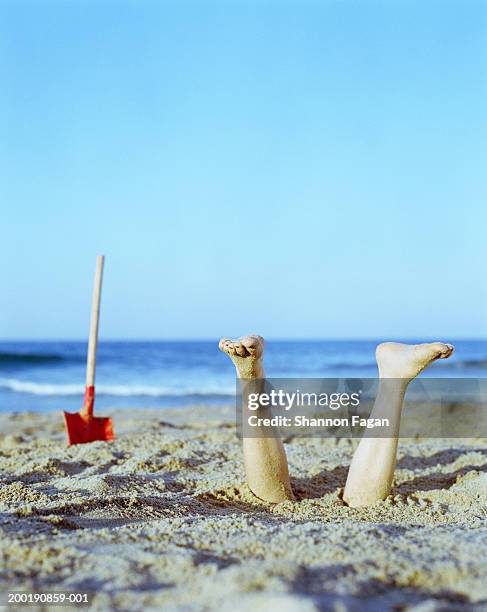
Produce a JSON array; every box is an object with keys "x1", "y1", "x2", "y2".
[{"x1": 86, "y1": 255, "x2": 105, "y2": 388}]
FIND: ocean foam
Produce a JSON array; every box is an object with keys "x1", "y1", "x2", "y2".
[{"x1": 0, "y1": 378, "x2": 234, "y2": 397}]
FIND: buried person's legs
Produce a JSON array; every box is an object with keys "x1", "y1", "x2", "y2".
[
  {"x1": 219, "y1": 335, "x2": 294, "y2": 503},
  {"x1": 343, "y1": 342, "x2": 454, "y2": 507},
  {"x1": 219, "y1": 336, "x2": 454, "y2": 507}
]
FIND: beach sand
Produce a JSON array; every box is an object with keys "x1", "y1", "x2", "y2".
[{"x1": 1, "y1": 406, "x2": 487, "y2": 611}]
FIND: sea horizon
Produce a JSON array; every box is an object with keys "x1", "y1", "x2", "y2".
[{"x1": 1, "y1": 339, "x2": 486, "y2": 413}]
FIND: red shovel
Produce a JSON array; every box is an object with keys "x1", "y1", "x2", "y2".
[{"x1": 64, "y1": 255, "x2": 114, "y2": 445}]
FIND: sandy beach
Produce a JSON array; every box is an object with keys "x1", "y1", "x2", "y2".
[{"x1": 0, "y1": 406, "x2": 486, "y2": 611}]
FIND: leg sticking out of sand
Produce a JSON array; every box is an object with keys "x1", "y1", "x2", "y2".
[
  {"x1": 343, "y1": 342, "x2": 454, "y2": 507},
  {"x1": 219, "y1": 335, "x2": 294, "y2": 503},
  {"x1": 220, "y1": 336, "x2": 453, "y2": 507}
]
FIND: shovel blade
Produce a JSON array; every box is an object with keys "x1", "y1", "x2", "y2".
[{"x1": 63, "y1": 411, "x2": 115, "y2": 446}]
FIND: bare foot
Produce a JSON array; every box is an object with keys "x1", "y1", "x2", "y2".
[
  {"x1": 376, "y1": 342, "x2": 454, "y2": 380},
  {"x1": 343, "y1": 341, "x2": 455, "y2": 508},
  {"x1": 219, "y1": 335, "x2": 265, "y2": 379}
]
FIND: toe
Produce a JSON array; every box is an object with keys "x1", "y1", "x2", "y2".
[
  {"x1": 419, "y1": 342, "x2": 454, "y2": 362},
  {"x1": 219, "y1": 338, "x2": 236, "y2": 355},
  {"x1": 241, "y1": 335, "x2": 264, "y2": 357},
  {"x1": 437, "y1": 342, "x2": 454, "y2": 358},
  {"x1": 219, "y1": 338, "x2": 230, "y2": 352},
  {"x1": 234, "y1": 341, "x2": 248, "y2": 357}
]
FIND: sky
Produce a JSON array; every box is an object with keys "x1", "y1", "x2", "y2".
[{"x1": 1, "y1": 0, "x2": 486, "y2": 340}]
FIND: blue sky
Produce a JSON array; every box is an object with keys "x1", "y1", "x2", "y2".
[{"x1": 1, "y1": 0, "x2": 486, "y2": 340}]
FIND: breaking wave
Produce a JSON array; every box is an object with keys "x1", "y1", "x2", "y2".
[{"x1": 0, "y1": 378, "x2": 233, "y2": 397}]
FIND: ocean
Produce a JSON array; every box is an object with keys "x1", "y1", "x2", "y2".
[{"x1": 0, "y1": 340, "x2": 486, "y2": 412}]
